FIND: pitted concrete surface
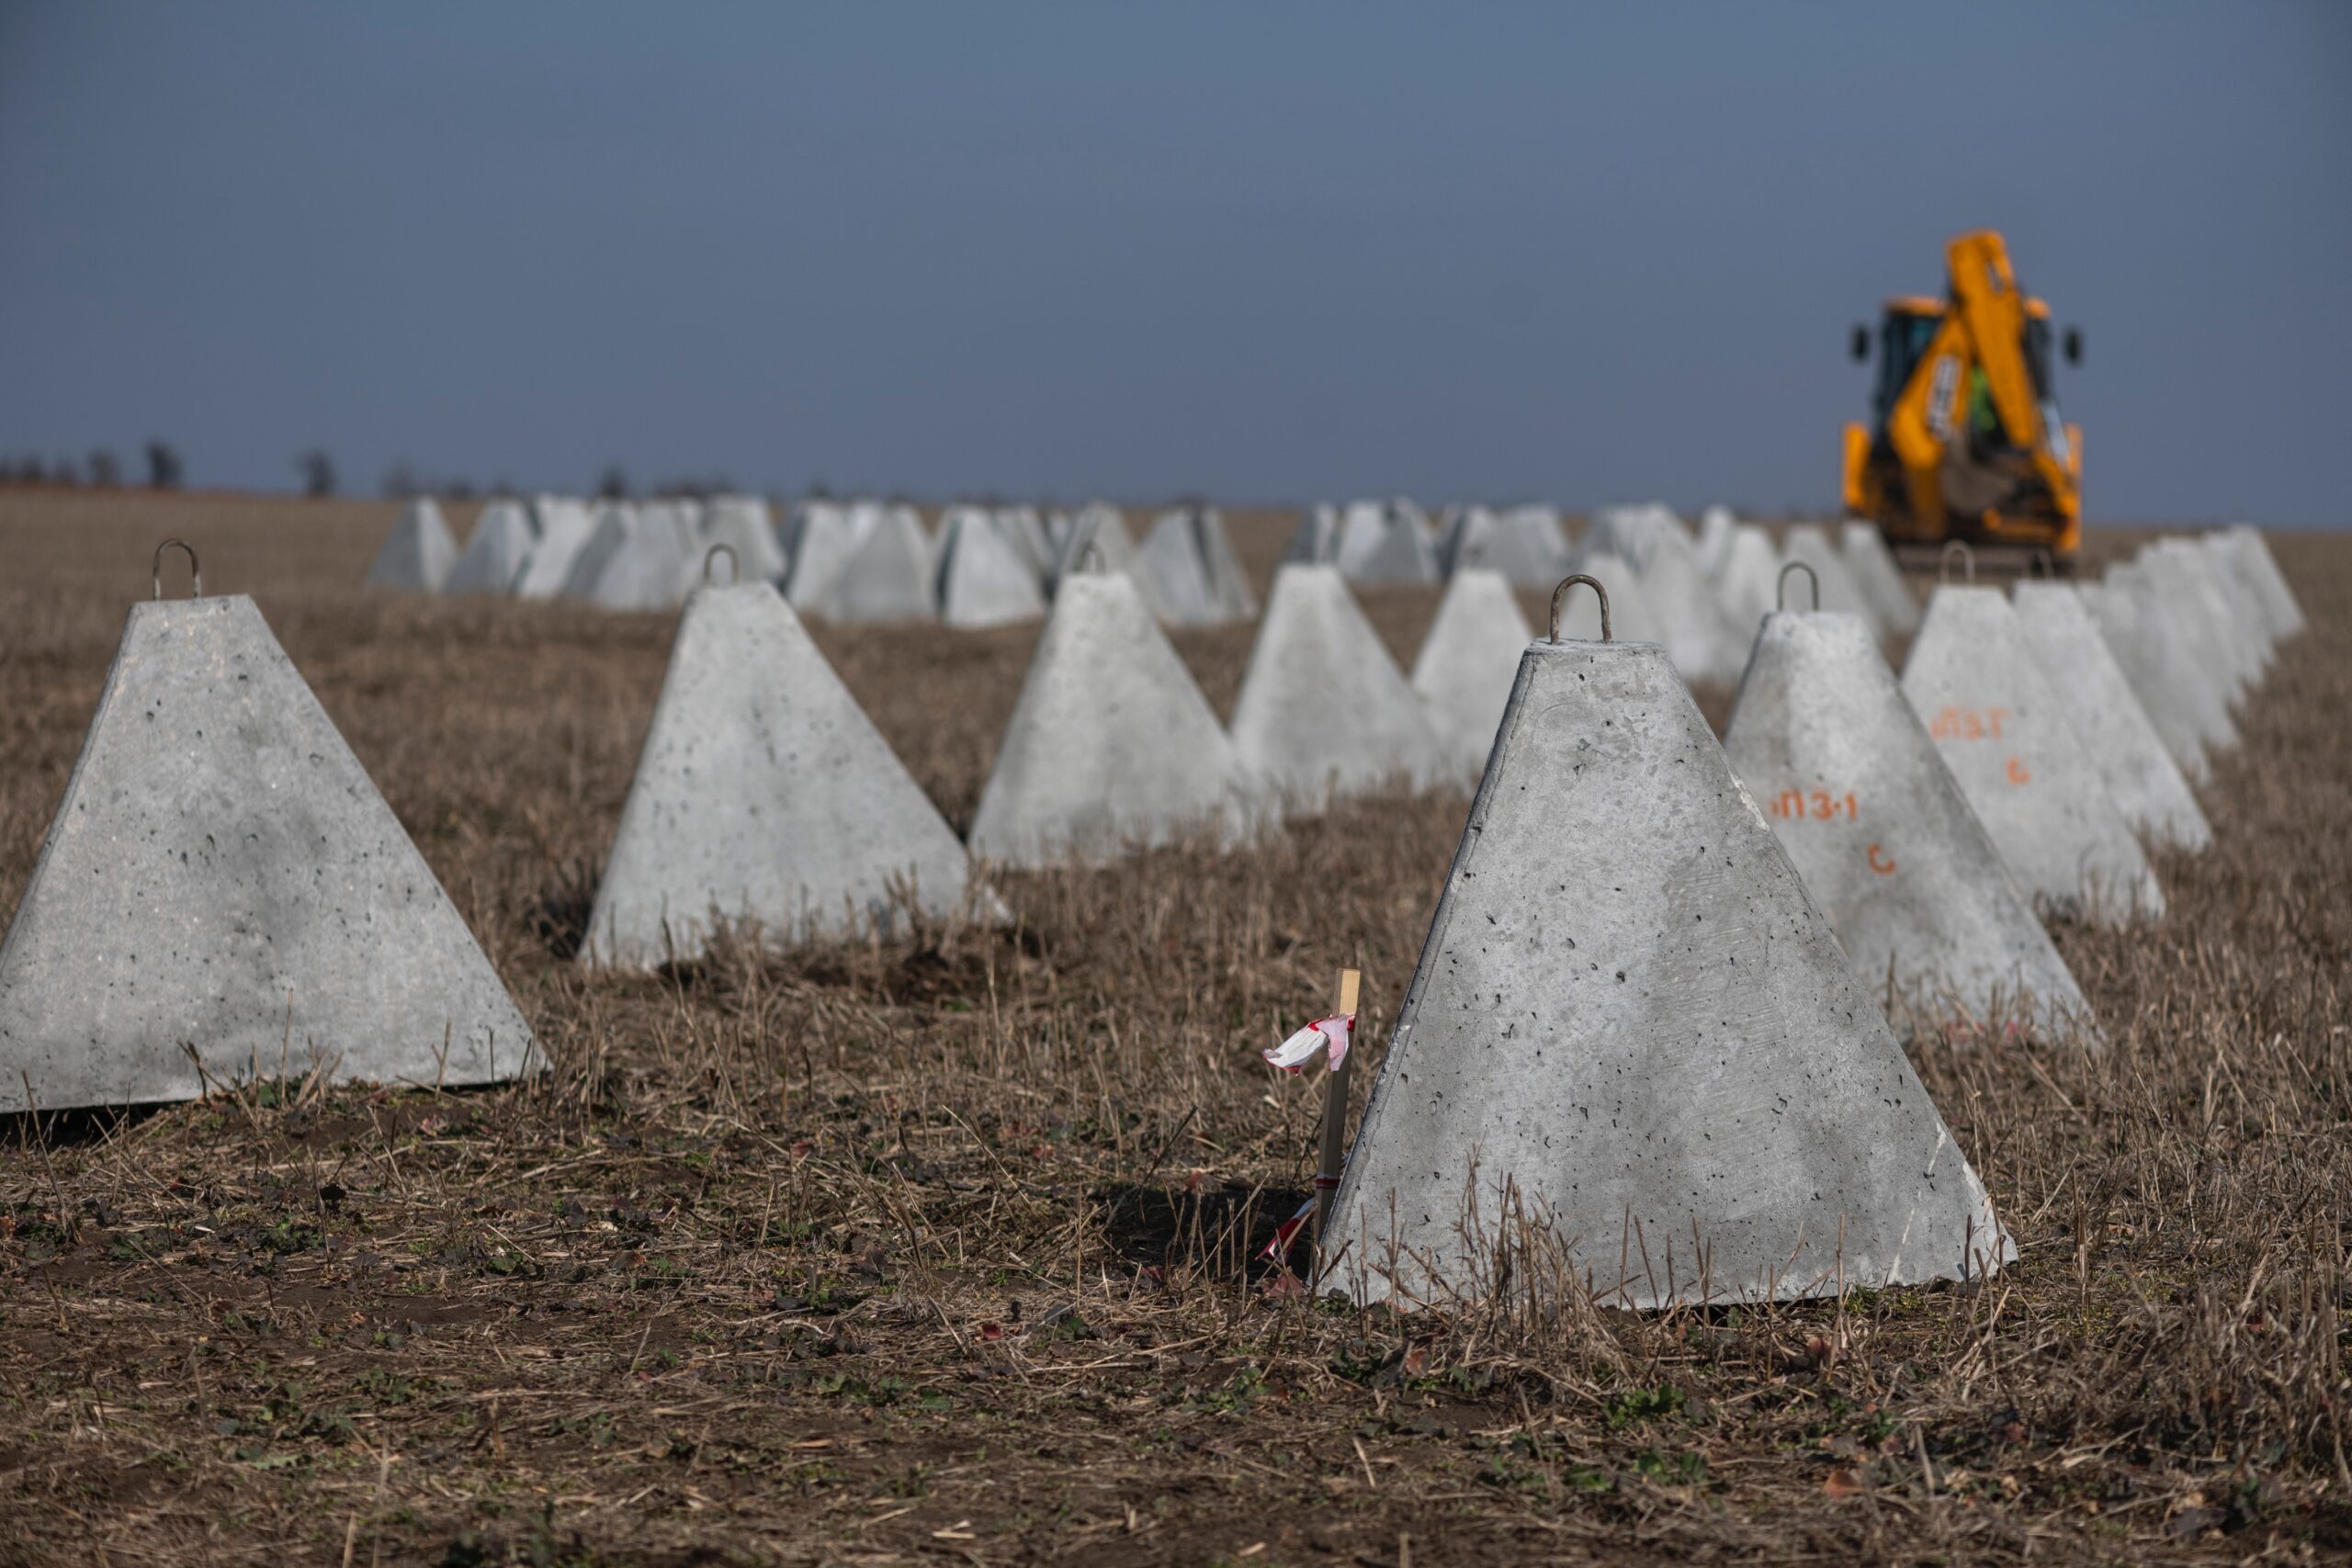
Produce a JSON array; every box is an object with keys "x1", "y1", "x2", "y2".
[
  {"x1": 1229, "y1": 565, "x2": 1449, "y2": 806},
  {"x1": 2084, "y1": 569, "x2": 2232, "y2": 779},
  {"x1": 514, "y1": 499, "x2": 597, "y2": 599},
  {"x1": 968, "y1": 573, "x2": 1251, "y2": 867},
  {"x1": 583, "y1": 584, "x2": 973, "y2": 964},
  {"x1": 2012, "y1": 582, "x2": 2211, "y2": 852},
  {"x1": 1328, "y1": 637, "x2": 2008, "y2": 1309},
  {"x1": 1902, "y1": 588, "x2": 2164, "y2": 924},
  {"x1": 1409, "y1": 569, "x2": 1534, "y2": 780},
  {"x1": 1838, "y1": 523, "x2": 1922, "y2": 639},
  {"x1": 366, "y1": 498, "x2": 457, "y2": 592},
  {"x1": 0, "y1": 596, "x2": 536, "y2": 1111},
  {"x1": 810, "y1": 506, "x2": 936, "y2": 624},
  {"x1": 1724, "y1": 612, "x2": 2092, "y2": 1032},
  {"x1": 447, "y1": 501, "x2": 536, "y2": 594},
  {"x1": 936, "y1": 508, "x2": 1046, "y2": 628}
]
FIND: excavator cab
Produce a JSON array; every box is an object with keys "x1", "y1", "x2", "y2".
[{"x1": 1843, "y1": 231, "x2": 2084, "y2": 566}]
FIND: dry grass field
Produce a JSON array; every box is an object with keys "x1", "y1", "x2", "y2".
[{"x1": 0, "y1": 491, "x2": 2345, "y2": 1566}]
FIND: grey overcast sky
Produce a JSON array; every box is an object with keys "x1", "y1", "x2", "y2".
[{"x1": 2, "y1": 3, "x2": 2346, "y2": 524}]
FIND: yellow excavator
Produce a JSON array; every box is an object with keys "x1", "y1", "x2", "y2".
[{"x1": 1843, "y1": 231, "x2": 2084, "y2": 566}]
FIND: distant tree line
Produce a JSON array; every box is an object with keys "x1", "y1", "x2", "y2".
[{"x1": 1, "y1": 442, "x2": 184, "y2": 489}]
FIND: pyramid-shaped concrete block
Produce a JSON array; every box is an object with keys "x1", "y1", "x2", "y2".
[
  {"x1": 447, "y1": 500, "x2": 537, "y2": 594},
  {"x1": 1337, "y1": 502, "x2": 1438, "y2": 584},
  {"x1": 2012, "y1": 582, "x2": 2211, "y2": 852},
  {"x1": 1329, "y1": 635, "x2": 2009, "y2": 1308},
  {"x1": 0, "y1": 594, "x2": 536, "y2": 1111},
  {"x1": 561, "y1": 504, "x2": 685, "y2": 611},
  {"x1": 781, "y1": 501, "x2": 863, "y2": 611},
  {"x1": 1694, "y1": 504, "x2": 1736, "y2": 576},
  {"x1": 2149, "y1": 540, "x2": 2259, "y2": 699},
  {"x1": 1410, "y1": 568, "x2": 1534, "y2": 780},
  {"x1": 989, "y1": 506, "x2": 1056, "y2": 582},
  {"x1": 1284, "y1": 504, "x2": 1341, "y2": 565},
  {"x1": 1230, "y1": 565, "x2": 1450, "y2": 807},
  {"x1": 1191, "y1": 507, "x2": 1257, "y2": 619},
  {"x1": 515, "y1": 499, "x2": 598, "y2": 599},
  {"x1": 1580, "y1": 502, "x2": 1689, "y2": 571},
  {"x1": 1838, "y1": 522, "x2": 1921, "y2": 638},
  {"x1": 1902, "y1": 587, "x2": 2164, "y2": 924},
  {"x1": 2080, "y1": 572, "x2": 2226, "y2": 784},
  {"x1": 1725, "y1": 611, "x2": 2094, "y2": 1032},
  {"x1": 2222, "y1": 525, "x2": 2305, "y2": 640},
  {"x1": 969, "y1": 571, "x2": 1251, "y2": 867},
  {"x1": 366, "y1": 498, "x2": 458, "y2": 592},
  {"x1": 700, "y1": 496, "x2": 789, "y2": 584},
  {"x1": 1134, "y1": 511, "x2": 1223, "y2": 626},
  {"x1": 936, "y1": 507, "x2": 1047, "y2": 628},
  {"x1": 1710, "y1": 525, "x2": 1781, "y2": 647},
  {"x1": 2130, "y1": 549, "x2": 2250, "y2": 716},
  {"x1": 2196, "y1": 533, "x2": 2277, "y2": 675},
  {"x1": 584, "y1": 583, "x2": 976, "y2": 964},
  {"x1": 1442, "y1": 507, "x2": 1558, "y2": 588},
  {"x1": 810, "y1": 505, "x2": 936, "y2": 624},
  {"x1": 1780, "y1": 524, "x2": 1883, "y2": 639}
]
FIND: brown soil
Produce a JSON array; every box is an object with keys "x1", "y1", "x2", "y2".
[{"x1": 0, "y1": 491, "x2": 2345, "y2": 1566}]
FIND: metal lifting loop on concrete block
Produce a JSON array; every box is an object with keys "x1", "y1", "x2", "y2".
[
  {"x1": 1078, "y1": 540, "x2": 1106, "y2": 574},
  {"x1": 152, "y1": 538, "x2": 201, "y2": 601},
  {"x1": 1548, "y1": 573, "x2": 1611, "y2": 644},
  {"x1": 703, "y1": 543, "x2": 740, "y2": 586},
  {"x1": 1939, "y1": 540, "x2": 1975, "y2": 586},
  {"x1": 1777, "y1": 559, "x2": 1820, "y2": 613}
]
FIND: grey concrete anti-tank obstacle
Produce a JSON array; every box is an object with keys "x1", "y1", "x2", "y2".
[
  {"x1": 781, "y1": 500, "x2": 863, "y2": 611},
  {"x1": 1724, "y1": 604, "x2": 2094, "y2": 1033},
  {"x1": 1710, "y1": 525, "x2": 1781, "y2": 647},
  {"x1": 1440, "y1": 506, "x2": 1560, "y2": 588},
  {"x1": 2222, "y1": 524, "x2": 2305, "y2": 640},
  {"x1": 514, "y1": 498, "x2": 597, "y2": 599},
  {"x1": 1838, "y1": 521, "x2": 1922, "y2": 639},
  {"x1": 700, "y1": 496, "x2": 789, "y2": 584},
  {"x1": 1694, "y1": 504, "x2": 1736, "y2": 576},
  {"x1": 1410, "y1": 568, "x2": 1535, "y2": 779},
  {"x1": 1902, "y1": 584, "x2": 2164, "y2": 924},
  {"x1": 991, "y1": 506, "x2": 1056, "y2": 583},
  {"x1": 0, "y1": 555, "x2": 536, "y2": 1111},
  {"x1": 968, "y1": 570, "x2": 1252, "y2": 867},
  {"x1": 1327, "y1": 591, "x2": 2009, "y2": 1309},
  {"x1": 2150, "y1": 539, "x2": 2260, "y2": 700},
  {"x1": 2012, "y1": 581, "x2": 2211, "y2": 852},
  {"x1": 936, "y1": 506, "x2": 1047, "y2": 628},
  {"x1": 1283, "y1": 503, "x2": 1340, "y2": 567},
  {"x1": 446, "y1": 499, "x2": 537, "y2": 594},
  {"x1": 1229, "y1": 564, "x2": 1450, "y2": 807},
  {"x1": 562, "y1": 503, "x2": 685, "y2": 611},
  {"x1": 1336, "y1": 501, "x2": 1439, "y2": 584},
  {"x1": 583, "y1": 581, "x2": 977, "y2": 964},
  {"x1": 2127, "y1": 550, "x2": 2250, "y2": 719},
  {"x1": 2195, "y1": 533, "x2": 2277, "y2": 677},
  {"x1": 1134, "y1": 510, "x2": 1222, "y2": 626},
  {"x1": 365, "y1": 497, "x2": 458, "y2": 592},
  {"x1": 1190, "y1": 507, "x2": 1257, "y2": 620},
  {"x1": 1579, "y1": 502, "x2": 1688, "y2": 570},
  {"x1": 810, "y1": 503, "x2": 936, "y2": 623},
  {"x1": 2082, "y1": 568, "x2": 2229, "y2": 783}
]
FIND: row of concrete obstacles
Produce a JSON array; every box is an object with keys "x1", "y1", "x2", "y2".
[
  {"x1": 367, "y1": 494, "x2": 1256, "y2": 629},
  {"x1": 1328, "y1": 525, "x2": 2305, "y2": 1309}
]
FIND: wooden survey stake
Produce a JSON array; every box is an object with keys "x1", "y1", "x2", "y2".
[{"x1": 1312, "y1": 967, "x2": 1362, "y2": 1248}]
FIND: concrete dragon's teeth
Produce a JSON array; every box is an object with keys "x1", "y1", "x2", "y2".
[
  {"x1": 1409, "y1": 568, "x2": 1534, "y2": 780},
  {"x1": 0, "y1": 594, "x2": 537, "y2": 1111},
  {"x1": 1724, "y1": 609, "x2": 2095, "y2": 1035},
  {"x1": 1329, "y1": 636, "x2": 2009, "y2": 1309}
]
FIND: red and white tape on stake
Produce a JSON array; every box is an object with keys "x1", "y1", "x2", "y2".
[
  {"x1": 1261, "y1": 1177, "x2": 1341, "y2": 1261},
  {"x1": 1262, "y1": 1012, "x2": 1353, "y2": 1075}
]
